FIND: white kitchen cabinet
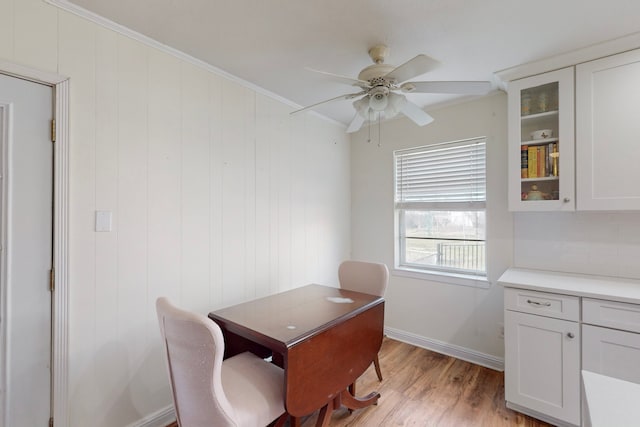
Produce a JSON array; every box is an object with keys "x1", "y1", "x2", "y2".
[
  {"x1": 507, "y1": 67, "x2": 575, "y2": 212},
  {"x1": 576, "y1": 49, "x2": 640, "y2": 210},
  {"x1": 504, "y1": 289, "x2": 581, "y2": 426},
  {"x1": 500, "y1": 268, "x2": 640, "y2": 427},
  {"x1": 582, "y1": 325, "x2": 640, "y2": 383},
  {"x1": 582, "y1": 298, "x2": 640, "y2": 382},
  {"x1": 581, "y1": 298, "x2": 640, "y2": 426}
]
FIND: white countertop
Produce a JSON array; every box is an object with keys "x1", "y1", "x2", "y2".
[
  {"x1": 582, "y1": 370, "x2": 640, "y2": 427},
  {"x1": 498, "y1": 268, "x2": 640, "y2": 304}
]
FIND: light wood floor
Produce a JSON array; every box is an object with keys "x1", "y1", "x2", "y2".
[{"x1": 167, "y1": 338, "x2": 552, "y2": 426}]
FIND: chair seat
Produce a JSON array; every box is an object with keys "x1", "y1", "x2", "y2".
[{"x1": 222, "y1": 352, "x2": 285, "y2": 427}]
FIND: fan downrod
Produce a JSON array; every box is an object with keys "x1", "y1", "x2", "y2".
[
  {"x1": 368, "y1": 44, "x2": 389, "y2": 64},
  {"x1": 359, "y1": 45, "x2": 395, "y2": 82}
]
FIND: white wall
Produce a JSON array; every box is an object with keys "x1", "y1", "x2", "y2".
[
  {"x1": 0, "y1": 1, "x2": 351, "y2": 426},
  {"x1": 350, "y1": 93, "x2": 513, "y2": 363},
  {"x1": 514, "y1": 212, "x2": 640, "y2": 278}
]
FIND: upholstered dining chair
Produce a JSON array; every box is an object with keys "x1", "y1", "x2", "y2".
[
  {"x1": 156, "y1": 297, "x2": 288, "y2": 427},
  {"x1": 338, "y1": 260, "x2": 389, "y2": 382}
]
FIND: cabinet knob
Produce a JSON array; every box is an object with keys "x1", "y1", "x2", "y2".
[
  {"x1": 567, "y1": 332, "x2": 575, "y2": 339},
  {"x1": 563, "y1": 197, "x2": 571, "y2": 203}
]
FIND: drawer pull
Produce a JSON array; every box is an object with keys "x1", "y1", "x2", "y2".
[
  {"x1": 526, "y1": 299, "x2": 551, "y2": 307},
  {"x1": 567, "y1": 332, "x2": 575, "y2": 339}
]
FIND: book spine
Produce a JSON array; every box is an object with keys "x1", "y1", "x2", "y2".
[
  {"x1": 528, "y1": 146, "x2": 537, "y2": 178},
  {"x1": 537, "y1": 146, "x2": 543, "y2": 177},
  {"x1": 521, "y1": 145, "x2": 528, "y2": 178}
]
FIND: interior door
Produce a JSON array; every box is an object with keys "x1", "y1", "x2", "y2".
[{"x1": 0, "y1": 73, "x2": 53, "y2": 427}]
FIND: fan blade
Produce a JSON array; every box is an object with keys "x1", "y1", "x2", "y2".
[
  {"x1": 384, "y1": 54, "x2": 441, "y2": 84},
  {"x1": 400, "y1": 100, "x2": 434, "y2": 127},
  {"x1": 306, "y1": 68, "x2": 370, "y2": 88},
  {"x1": 290, "y1": 91, "x2": 366, "y2": 115},
  {"x1": 401, "y1": 81, "x2": 492, "y2": 95},
  {"x1": 346, "y1": 113, "x2": 366, "y2": 133}
]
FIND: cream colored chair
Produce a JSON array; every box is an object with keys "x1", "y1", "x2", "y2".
[
  {"x1": 338, "y1": 260, "x2": 389, "y2": 382},
  {"x1": 156, "y1": 297, "x2": 288, "y2": 427}
]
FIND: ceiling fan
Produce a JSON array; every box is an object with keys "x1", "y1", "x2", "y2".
[{"x1": 291, "y1": 45, "x2": 493, "y2": 133}]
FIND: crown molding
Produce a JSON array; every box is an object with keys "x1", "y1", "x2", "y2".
[
  {"x1": 43, "y1": 0, "x2": 345, "y2": 129},
  {"x1": 495, "y1": 31, "x2": 640, "y2": 87}
]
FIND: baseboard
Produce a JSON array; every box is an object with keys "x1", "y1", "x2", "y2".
[
  {"x1": 126, "y1": 405, "x2": 175, "y2": 427},
  {"x1": 384, "y1": 326, "x2": 504, "y2": 371},
  {"x1": 506, "y1": 402, "x2": 578, "y2": 427}
]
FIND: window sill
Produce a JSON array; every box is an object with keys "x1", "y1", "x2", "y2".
[{"x1": 392, "y1": 267, "x2": 490, "y2": 289}]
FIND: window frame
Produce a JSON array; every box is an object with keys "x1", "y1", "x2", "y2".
[{"x1": 393, "y1": 137, "x2": 488, "y2": 287}]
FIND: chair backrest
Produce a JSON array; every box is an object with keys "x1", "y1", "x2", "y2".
[
  {"x1": 338, "y1": 260, "x2": 389, "y2": 297},
  {"x1": 156, "y1": 297, "x2": 237, "y2": 427}
]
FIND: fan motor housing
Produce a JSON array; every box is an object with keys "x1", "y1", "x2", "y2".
[{"x1": 358, "y1": 63, "x2": 395, "y2": 83}]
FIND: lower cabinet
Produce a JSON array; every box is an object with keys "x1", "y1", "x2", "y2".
[
  {"x1": 582, "y1": 324, "x2": 640, "y2": 381},
  {"x1": 501, "y1": 268, "x2": 640, "y2": 427},
  {"x1": 505, "y1": 308, "x2": 581, "y2": 425},
  {"x1": 582, "y1": 298, "x2": 640, "y2": 382}
]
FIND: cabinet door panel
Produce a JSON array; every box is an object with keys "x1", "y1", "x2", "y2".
[
  {"x1": 505, "y1": 310, "x2": 581, "y2": 425},
  {"x1": 576, "y1": 48, "x2": 640, "y2": 210},
  {"x1": 507, "y1": 67, "x2": 575, "y2": 212},
  {"x1": 582, "y1": 324, "x2": 640, "y2": 383}
]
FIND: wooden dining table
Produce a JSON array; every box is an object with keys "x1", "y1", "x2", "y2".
[{"x1": 208, "y1": 284, "x2": 385, "y2": 426}]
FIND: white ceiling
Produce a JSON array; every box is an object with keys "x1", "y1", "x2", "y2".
[{"x1": 66, "y1": 0, "x2": 640, "y2": 126}]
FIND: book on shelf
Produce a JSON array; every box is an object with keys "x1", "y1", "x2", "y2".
[
  {"x1": 521, "y1": 145, "x2": 528, "y2": 178},
  {"x1": 537, "y1": 145, "x2": 547, "y2": 177},
  {"x1": 527, "y1": 146, "x2": 537, "y2": 178},
  {"x1": 522, "y1": 141, "x2": 559, "y2": 179}
]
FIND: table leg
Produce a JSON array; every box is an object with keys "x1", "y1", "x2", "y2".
[
  {"x1": 340, "y1": 389, "x2": 380, "y2": 410},
  {"x1": 332, "y1": 394, "x2": 342, "y2": 410},
  {"x1": 316, "y1": 402, "x2": 334, "y2": 427},
  {"x1": 348, "y1": 382, "x2": 356, "y2": 397}
]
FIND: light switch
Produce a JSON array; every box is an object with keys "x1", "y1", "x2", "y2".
[{"x1": 95, "y1": 210, "x2": 112, "y2": 232}]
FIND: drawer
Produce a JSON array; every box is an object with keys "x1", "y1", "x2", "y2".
[
  {"x1": 505, "y1": 287, "x2": 579, "y2": 321},
  {"x1": 583, "y1": 298, "x2": 640, "y2": 333}
]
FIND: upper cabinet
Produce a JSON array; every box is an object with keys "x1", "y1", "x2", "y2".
[
  {"x1": 576, "y1": 49, "x2": 640, "y2": 210},
  {"x1": 506, "y1": 47, "x2": 640, "y2": 212},
  {"x1": 507, "y1": 68, "x2": 575, "y2": 211}
]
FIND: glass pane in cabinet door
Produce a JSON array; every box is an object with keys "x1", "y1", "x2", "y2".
[{"x1": 519, "y1": 82, "x2": 560, "y2": 202}]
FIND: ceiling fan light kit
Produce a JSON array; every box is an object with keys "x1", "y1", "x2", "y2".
[
  {"x1": 354, "y1": 90, "x2": 406, "y2": 120},
  {"x1": 292, "y1": 44, "x2": 492, "y2": 133}
]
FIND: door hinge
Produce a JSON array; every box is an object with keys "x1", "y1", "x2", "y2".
[
  {"x1": 49, "y1": 416, "x2": 53, "y2": 427},
  {"x1": 49, "y1": 268, "x2": 55, "y2": 292},
  {"x1": 51, "y1": 119, "x2": 56, "y2": 143}
]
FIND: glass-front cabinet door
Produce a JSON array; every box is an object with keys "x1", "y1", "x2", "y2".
[{"x1": 507, "y1": 67, "x2": 575, "y2": 211}]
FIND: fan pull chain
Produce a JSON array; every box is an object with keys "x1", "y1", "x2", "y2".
[{"x1": 367, "y1": 110, "x2": 372, "y2": 143}]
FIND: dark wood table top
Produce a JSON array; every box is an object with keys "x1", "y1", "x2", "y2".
[{"x1": 208, "y1": 284, "x2": 383, "y2": 351}]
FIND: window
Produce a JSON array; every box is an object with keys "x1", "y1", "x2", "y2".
[{"x1": 394, "y1": 137, "x2": 486, "y2": 278}]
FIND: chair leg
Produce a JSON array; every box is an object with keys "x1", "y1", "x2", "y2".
[
  {"x1": 373, "y1": 354, "x2": 383, "y2": 382},
  {"x1": 273, "y1": 413, "x2": 288, "y2": 427},
  {"x1": 347, "y1": 382, "x2": 356, "y2": 414}
]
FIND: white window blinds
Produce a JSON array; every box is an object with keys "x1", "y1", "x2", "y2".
[{"x1": 394, "y1": 137, "x2": 486, "y2": 209}]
